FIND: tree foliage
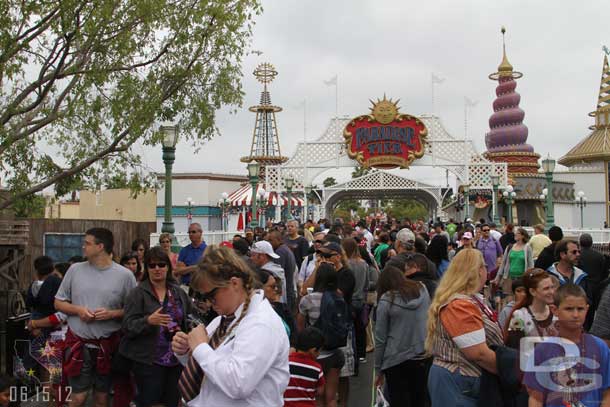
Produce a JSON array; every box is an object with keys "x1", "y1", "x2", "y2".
[
  {"x1": 0, "y1": 0, "x2": 262, "y2": 209},
  {"x1": 322, "y1": 177, "x2": 336, "y2": 187},
  {"x1": 385, "y1": 199, "x2": 428, "y2": 221}
]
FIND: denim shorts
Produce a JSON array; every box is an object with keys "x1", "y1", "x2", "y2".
[
  {"x1": 68, "y1": 346, "x2": 112, "y2": 394},
  {"x1": 427, "y1": 364, "x2": 480, "y2": 407}
]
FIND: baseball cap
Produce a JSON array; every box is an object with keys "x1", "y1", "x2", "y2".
[
  {"x1": 319, "y1": 242, "x2": 342, "y2": 254},
  {"x1": 251, "y1": 241, "x2": 280, "y2": 259},
  {"x1": 462, "y1": 232, "x2": 473, "y2": 240},
  {"x1": 395, "y1": 228, "x2": 415, "y2": 244}
]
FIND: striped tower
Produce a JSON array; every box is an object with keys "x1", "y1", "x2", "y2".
[{"x1": 484, "y1": 27, "x2": 540, "y2": 176}]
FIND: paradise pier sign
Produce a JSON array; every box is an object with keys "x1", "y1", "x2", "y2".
[{"x1": 344, "y1": 96, "x2": 427, "y2": 168}]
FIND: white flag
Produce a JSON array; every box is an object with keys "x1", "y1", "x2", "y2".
[
  {"x1": 464, "y1": 97, "x2": 478, "y2": 107},
  {"x1": 431, "y1": 73, "x2": 445, "y2": 84},
  {"x1": 324, "y1": 75, "x2": 338, "y2": 86}
]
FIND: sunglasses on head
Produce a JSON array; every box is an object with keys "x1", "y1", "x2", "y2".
[{"x1": 148, "y1": 262, "x2": 167, "y2": 269}]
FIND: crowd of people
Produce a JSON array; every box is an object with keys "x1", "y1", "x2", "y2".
[{"x1": 12, "y1": 215, "x2": 610, "y2": 407}]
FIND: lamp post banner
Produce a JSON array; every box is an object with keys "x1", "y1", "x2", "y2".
[{"x1": 344, "y1": 96, "x2": 427, "y2": 169}]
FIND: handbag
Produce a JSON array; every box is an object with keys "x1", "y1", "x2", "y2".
[{"x1": 374, "y1": 386, "x2": 390, "y2": 407}]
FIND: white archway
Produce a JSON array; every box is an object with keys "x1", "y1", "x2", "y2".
[{"x1": 266, "y1": 115, "x2": 508, "y2": 218}]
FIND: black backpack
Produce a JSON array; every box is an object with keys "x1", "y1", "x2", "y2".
[{"x1": 314, "y1": 290, "x2": 349, "y2": 350}]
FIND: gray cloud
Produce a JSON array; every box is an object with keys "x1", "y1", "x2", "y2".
[{"x1": 145, "y1": 0, "x2": 609, "y2": 183}]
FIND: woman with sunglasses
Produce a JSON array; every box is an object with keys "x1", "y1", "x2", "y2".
[
  {"x1": 119, "y1": 246, "x2": 193, "y2": 407},
  {"x1": 171, "y1": 245, "x2": 290, "y2": 406},
  {"x1": 159, "y1": 233, "x2": 178, "y2": 269},
  {"x1": 504, "y1": 268, "x2": 557, "y2": 348}
]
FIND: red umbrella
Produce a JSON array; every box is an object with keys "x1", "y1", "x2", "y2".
[{"x1": 237, "y1": 213, "x2": 244, "y2": 231}]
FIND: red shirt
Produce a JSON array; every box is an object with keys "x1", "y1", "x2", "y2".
[{"x1": 283, "y1": 352, "x2": 325, "y2": 407}]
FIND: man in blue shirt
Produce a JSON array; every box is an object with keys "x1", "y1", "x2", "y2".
[{"x1": 176, "y1": 223, "x2": 207, "y2": 285}]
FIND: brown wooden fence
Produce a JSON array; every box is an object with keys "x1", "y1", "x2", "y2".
[{"x1": 14, "y1": 219, "x2": 156, "y2": 291}]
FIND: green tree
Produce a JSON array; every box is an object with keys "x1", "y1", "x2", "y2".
[
  {"x1": 385, "y1": 199, "x2": 428, "y2": 220},
  {"x1": 323, "y1": 177, "x2": 337, "y2": 187},
  {"x1": 0, "y1": 0, "x2": 262, "y2": 210},
  {"x1": 351, "y1": 164, "x2": 371, "y2": 179}
]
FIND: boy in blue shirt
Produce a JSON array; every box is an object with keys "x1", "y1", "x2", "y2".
[{"x1": 524, "y1": 284, "x2": 610, "y2": 406}]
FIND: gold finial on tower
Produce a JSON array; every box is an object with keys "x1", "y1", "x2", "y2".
[
  {"x1": 253, "y1": 63, "x2": 278, "y2": 85},
  {"x1": 489, "y1": 26, "x2": 522, "y2": 80}
]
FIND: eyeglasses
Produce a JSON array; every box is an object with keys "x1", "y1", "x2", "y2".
[
  {"x1": 482, "y1": 229, "x2": 490, "y2": 232},
  {"x1": 314, "y1": 240, "x2": 325, "y2": 245},
  {"x1": 198, "y1": 287, "x2": 220, "y2": 304},
  {"x1": 316, "y1": 251, "x2": 336, "y2": 259},
  {"x1": 569, "y1": 249, "x2": 581, "y2": 254},
  {"x1": 148, "y1": 262, "x2": 167, "y2": 269},
  {"x1": 188, "y1": 230, "x2": 200, "y2": 234},
  {"x1": 160, "y1": 240, "x2": 171, "y2": 244}
]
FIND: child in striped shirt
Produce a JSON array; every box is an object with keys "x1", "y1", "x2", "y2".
[{"x1": 284, "y1": 327, "x2": 325, "y2": 407}]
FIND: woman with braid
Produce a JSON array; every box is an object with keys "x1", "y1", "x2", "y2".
[{"x1": 171, "y1": 245, "x2": 290, "y2": 406}]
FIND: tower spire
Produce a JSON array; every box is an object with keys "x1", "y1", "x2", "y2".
[
  {"x1": 590, "y1": 48, "x2": 610, "y2": 129},
  {"x1": 240, "y1": 62, "x2": 288, "y2": 180},
  {"x1": 485, "y1": 27, "x2": 540, "y2": 175}
]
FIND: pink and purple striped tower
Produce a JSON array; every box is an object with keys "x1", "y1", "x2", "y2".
[{"x1": 484, "y1": 28, "x2": 540, "y2": 175}]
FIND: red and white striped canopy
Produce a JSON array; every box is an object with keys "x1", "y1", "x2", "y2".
[{"x1": 227, "y1": 183, "x2": 303, "y2": 207}]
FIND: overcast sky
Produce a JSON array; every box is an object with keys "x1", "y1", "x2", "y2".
[{"x1": 140, "y1": 0, "x2": 609, "y2": 186}]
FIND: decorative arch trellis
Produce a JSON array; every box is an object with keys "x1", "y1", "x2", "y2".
[{"x1": 266, "y1": 115, "x2": 508, "y2": 218}]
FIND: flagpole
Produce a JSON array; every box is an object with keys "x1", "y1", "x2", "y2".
[
  {"x1": 335, "y1": 75, "x2": 339, "y2": 118},
  {"x1": 303, "y1": 99, "x2": 308, "y2": 222},
  {"x1": 431, "y1": 74, "x2": 435, "y2": 115},
  {"x1": 464, "y1": 98, "x2": 468, "y2": 138}
]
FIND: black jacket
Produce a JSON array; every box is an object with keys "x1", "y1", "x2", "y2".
[
  {"x1": 478, "y1": 345, "x2": 528, "y2": 407},
  {"x1": 534, "y1": 242, "x2": 557, "y2": 271},
  {"x1": 26, "y1": 275, "x2": 62, "y2": 319},
  {"x1": 579, "y1": 247, "x2": 608, "y2": 285},
  {"x1": 119, "y1": 279, "x2": 193, "y2": 364}
]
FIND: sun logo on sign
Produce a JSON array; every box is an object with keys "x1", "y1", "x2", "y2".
[{"x1": 370, "y1": 95, "x2": 400, "y2": 124}]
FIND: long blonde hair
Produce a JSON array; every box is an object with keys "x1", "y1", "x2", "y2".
[{"x1": 425, "y1": 249, "x2": 485, "y2": 352}]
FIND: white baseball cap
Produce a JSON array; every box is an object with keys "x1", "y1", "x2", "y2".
[{"x1": 251, "y1": 241, "x2": 280, "y2": 259}]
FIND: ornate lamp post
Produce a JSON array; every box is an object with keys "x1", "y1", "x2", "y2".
[
  {"x1": 160, "y1": 125, "x2": 178, "y2": 234},
  {"x1": 285, "y1": 177, "x2": 294, "y2": 221},
  {"x1": 247, "y1": 162, "x2": 260, "y2": 228},
  {"x1": 490, "y1": 175, "x2": 500, "y2": 225},
  {"x1": 539, "y1": 188, "x2": 549, "y2": 227},
  {"x1": 576, "y1": 190, "x2": 587, "y2": 228},
  {"x1": 185, "y1": 197, "x2": 194, "y2": 227},
  {"x1": 463, "y1": 184, "x2": 470, "y2": 220},
  {"x1": 218, "y1": 192, "x2": 229, "y2": 232},
  {"x1": 541, "y1": 156, "x2": 556, "y2": 230},
  {"x1": 256, "y1": 187, "x2": 268, "y2": 226},
  {"x1": 304, "y1": 185, "x2": 313, "y2": 221},
  {"x1": 502, "y1": 185, "x2": 517, "y2": 224}
]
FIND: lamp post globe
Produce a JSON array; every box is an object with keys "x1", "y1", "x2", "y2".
[{"x1": 541, "y1": 155, "x2": 556, "y2": 231}]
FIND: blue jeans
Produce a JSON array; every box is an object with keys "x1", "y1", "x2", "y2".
[{"x1": 427, "y1": 364, "x2": 480, "y2": 407}]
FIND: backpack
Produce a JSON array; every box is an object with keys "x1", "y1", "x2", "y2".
[{"x1": 314, "y1": 290, "x2": 349, "y2": 350}]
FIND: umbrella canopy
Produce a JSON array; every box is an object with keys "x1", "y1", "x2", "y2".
[{"x1": 227, "y1": 183, "x2": 303, "y2": 207}]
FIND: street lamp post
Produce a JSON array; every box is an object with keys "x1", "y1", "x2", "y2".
[
  {"x1": 247, "y1": 162, "x2": 260, "y2": 228},
  {"x1": 160, "y1": 125, "x2": 178, "y2": 235},
  {"x1": 576, "y1": 190, "x2": 587, "y2": 228},
  {"x1": 285, "y1": 177, "x2": 294, "y2": 221},
  {"x1": 540, "y1": 188, "x2": 549, "y2": 227},
  {"x1": 541, "y1": 156, "x2": 556, "y2": 230},
  {"x1": 463, "y1": 184, "x2": 470, "y2": 221},
  {"x1": 186, "y1": 197, "x2": 194, "y2": 227},
  {"x1": 257, "y1": 187, "x2": 268, "y2": 227},
  {"x1": 502, "y1": 185, "x2": 517, "y2": 224},
  {"x1": 219, "y1": 192, "x2": 229, "y2": 232},
  {"x1": 304, "y1": 185, "x2": 313, "y2": 221},
  {"x1": 491, "y1": 175, "x2": 500, "y2": 225}
]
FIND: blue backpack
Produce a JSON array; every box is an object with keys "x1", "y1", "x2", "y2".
[{"x1": 315, "y1": 290, "x2": 349, "y2": 350}]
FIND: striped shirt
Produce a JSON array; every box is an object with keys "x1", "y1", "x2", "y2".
[
  {"x1": 283, "y1": 352, "x2": 325, "y2": 407},
  {"x1": 431, "y1": 293, "x2": 503, "y2": 377}
]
